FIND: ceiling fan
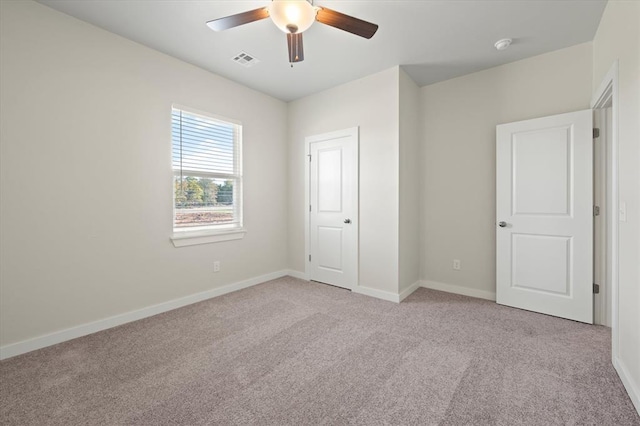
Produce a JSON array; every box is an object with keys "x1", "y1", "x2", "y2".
[{"x1": 206, "y1": 0, "x2": 379, "y2": 65}]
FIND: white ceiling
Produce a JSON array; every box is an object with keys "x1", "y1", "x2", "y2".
[{"x1": 37, "y1": 0, "x2": 607, "y2": 102}]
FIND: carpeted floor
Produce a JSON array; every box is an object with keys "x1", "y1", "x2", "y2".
[{"x1": 1, "y1": 277, "x2": 638, "y2": 425}]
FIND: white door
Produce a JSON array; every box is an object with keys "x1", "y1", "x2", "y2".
[
  {"x1": 496, "y1": 110, "x2": 593, "y2": 323},
  {"x1": 307, "y1": 128, "x2": 358, "y2": 290}
]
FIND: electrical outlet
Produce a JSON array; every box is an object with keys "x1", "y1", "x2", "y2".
[
  {"x1": 214, "y1": 261, "x2": 221, "y2": 272},
  {"x1": 453, "y1": 259, "x2": 461, "y2": 271}
]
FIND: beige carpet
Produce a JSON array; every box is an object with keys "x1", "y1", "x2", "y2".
[{"x1": 1, "y1": 277, "x2": 638, "y2": 425}]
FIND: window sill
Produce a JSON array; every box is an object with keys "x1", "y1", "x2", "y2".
[{"x1": 171, "y1": 228, "x2": 246, "y2": 248}]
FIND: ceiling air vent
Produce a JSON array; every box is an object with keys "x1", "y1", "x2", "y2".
[{"x1": 232, "y1": 52, "x2": 260, "y2": 68}]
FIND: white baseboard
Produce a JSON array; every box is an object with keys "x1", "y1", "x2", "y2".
[
  {"x1": 352, "y1": 285, "x2": 401, "y2": 303},
  {"x1": 420, "y1": 280, "x2": 496, "y2": 301},
  {"x1": 0, "y1": 270, "x2": 291, "y2": 360},
  {"x1": 399, "y1": 280, "x2": 422, "y2": 302},
  {"x1": 285, "y1": 270, "x2": 307, "y2": 280},
  {"x1": 287, "y1": 273, "x2": 418, "y2": 304},
  {"x1": 614, "y1": 356, "x2": 640, "y2": 415}
]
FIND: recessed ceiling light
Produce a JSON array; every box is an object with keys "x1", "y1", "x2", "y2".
[{"x1": 494, "y1": 38, "x2": 512, "y2": 51}]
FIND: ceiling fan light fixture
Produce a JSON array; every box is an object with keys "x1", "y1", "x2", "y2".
[{"x1": 268, "y1": 0, "x2": 316, "y2": 34}]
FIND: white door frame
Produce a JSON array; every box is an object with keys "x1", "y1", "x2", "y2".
[
  {"x1": 304, "y1": 127, "x2": 359, "y2": 285},
  {"x1": 590, "y1": 61, "x2": 619, "y2": 361},
  {"x1": 592, "y1": 107, "x2": 609, "y2": 326}
]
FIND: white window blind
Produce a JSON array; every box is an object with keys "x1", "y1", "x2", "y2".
[{"x1": 172, "y1": 107, "x2": 242, "y2": 231}]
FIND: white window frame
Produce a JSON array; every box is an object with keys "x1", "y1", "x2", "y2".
[{"x1": 170, "y1": 105, "x2": 245, "y2": 247}]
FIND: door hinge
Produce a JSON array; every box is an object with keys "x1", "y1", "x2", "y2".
[
  {"x1": 593, "y1": 128, "x2": 600, "y2": 138},
  {"x1": 308, "y1": 154, "x2": 312, "y2": 162},
  {"x1": 308, "y1": 254, "x2": 311, "y2": 262},
  {"x1": 593, "y1": 283, "x2": 600, "y2": 294},
  {"x1": 593, "y1": 205, "x2": 600, "y2": 216},
  {"x1": 309, "y1": 205, "x2": 312, "y2": 212}
]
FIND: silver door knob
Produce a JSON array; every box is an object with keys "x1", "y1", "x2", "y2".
[
  {"x1": 344, "y1": 219, "x2": 351, "y2": 224},
  {"x1": 498, "y1": 221, "x2": 507, "y2": 227}
]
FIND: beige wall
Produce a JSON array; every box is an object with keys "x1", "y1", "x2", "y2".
[
  {"x1": 0, "y1": 1, "x2": 288, "y2": 347},
  {"x1": 593, "y1": 0, "x2": 640, "y2": 411},
  {"x1": 288, "y1": 67, "x2": 400, "y2": 294},
  {"x1": 398, "y1": 69, "x2": 421, "y2": 292},
  {"x1": 419, "y1": 42, "x2": 593, "y2": 296}
]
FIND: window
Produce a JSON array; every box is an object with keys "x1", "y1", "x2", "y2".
[{"x1": 171, "y1": 106, "x2": 243, "y2": 243}]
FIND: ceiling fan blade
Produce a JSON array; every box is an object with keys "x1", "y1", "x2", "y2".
[
  {"x1": 316, "y1": 7, "x2": 378, "y2": 39},
  {"x1": 287, "y1": 33, "x2": 304, "y2": 63},
  {"x1": 206, "y1": 7, "x2": 269, "y2": 32}
]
